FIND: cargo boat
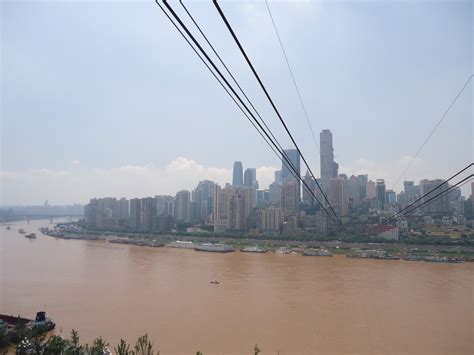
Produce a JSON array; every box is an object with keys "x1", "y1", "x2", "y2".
[
  {"x1": 240, "y1": 246, "x2": 267, "y2": 253},
  {"x1": 169, "y1": 240, "x2": 196, "y2": 249},
  {"x1": 303, "y1": 249, "x2": 332, "y2": 257},
  {"x1": 195, "y1": 243, "x2": 234, "y2": 253}
]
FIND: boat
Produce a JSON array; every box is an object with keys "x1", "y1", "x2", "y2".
[
  {"x1": 303, "y1": 249, "x2": 333, "y2": 257},
  {"x1": 195, "y1": 243, "x2": 234, "y2": 253},
  {"x1": 0, "y1": 311, "x2": 55, "y2": 332},
  {"x1": 25, "y1": 233, "x2": 37, "y2": 239},
  {"x1": 18, "y1": 229, "x2": 26, "y2": 234},
  {"x1": 6, "y1": 226, "x2": 11, "y2": 230},
  {"x1": 210, "y1": 280, "x2": 220, "y2": 285},
  {"x1": 169, "y1": 240, "x2": 196, "y2": 249},
  {"x1": 240, "y1": 246, "x2": 267, "y2": 253}
]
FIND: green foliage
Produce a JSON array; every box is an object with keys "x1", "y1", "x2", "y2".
[
  {"x1": 43, "y1": 335, "x2": 67, "y2": 355},
  {"x1": 133, "y1": 334, "x2": 156, "y2": 355},
  {"x1": 114, "y1": 339, "x2": 131, "y2": 355},
  {"x1": 88, "y1": 337, "x2": 109, "y2": 355}
]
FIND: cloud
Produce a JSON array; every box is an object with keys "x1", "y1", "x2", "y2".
[
  {"x1": 71, "y1": 159, "x2": 81, "y2": 165},
  {"x1": 0, "y1": 157, "x2": 278, "y2": 205}
]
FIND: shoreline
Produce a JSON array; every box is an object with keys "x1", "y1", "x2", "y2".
[{"x1": 35, "y1": 224, "x2": 474, "y2": 264}]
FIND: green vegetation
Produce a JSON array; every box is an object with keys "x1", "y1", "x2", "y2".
[{"x1": 1, "y1": 329, "x2": 263, "y2": 355}]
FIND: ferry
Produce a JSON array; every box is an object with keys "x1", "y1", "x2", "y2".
[{"x1": 25, "y1": 233, "x2": 37, "y2": 239}]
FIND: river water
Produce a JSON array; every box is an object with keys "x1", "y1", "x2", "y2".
[{"x1": 1, "y1": 220, "x2": 472, "y2": 354}]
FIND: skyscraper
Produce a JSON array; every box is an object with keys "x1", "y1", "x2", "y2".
[
  {"x1": 129, "y1": 198, "x2": 141, "y2": 230},
  {"x1": 376, "y1": 179, "x2": 386, "y2": 209},
  {"x1": 174, "y1": 190, "x2": 190, "y2": 222},
  {"x1": 281, "y1": 149, "x2": 300, "y2": 202},
  {"x1": 281, "y1": 180, "x2": 299, "y2": 216},
  {"x1": 244, "y1": 168, "x2": 258, "y2": 207},
  {"x1": 329, "y1": 178, "x2": 347, "y2": 217},
  {"x1": 320, "y1": 129, "x2": 339, "y2": 188},
  {"x1": 232, "y1": 161, "x2": 243, "y2": 187}
]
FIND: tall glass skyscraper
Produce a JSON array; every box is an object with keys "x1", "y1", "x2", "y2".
[
  {"x1": 320, "y1": 129, "x2": 339, "y2": 185},
  {"x1": 232, "y1": 161, "x2": 243, "y2": 187}
]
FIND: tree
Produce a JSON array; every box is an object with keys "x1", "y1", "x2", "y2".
[
  {"x1": 87, "y1": 337, "x2": 109, "y2": 355},
  {"x1": 43, "y1": 335, "x2": 67, "y2": 355},
  {"x1": 114, "y1": 339, "x2": 131, "y2": 355},
  {"x1": 133, "y1": 334, "x2": 157, "y2": 355}
]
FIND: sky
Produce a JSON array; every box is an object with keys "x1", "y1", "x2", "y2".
[{"x1": 1, "y1": 0, "x2": 472, "y2": 205}]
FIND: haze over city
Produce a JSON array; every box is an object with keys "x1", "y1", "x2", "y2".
[{"x1": 1, "y1": 0, "x2": 472, "y2": 205}]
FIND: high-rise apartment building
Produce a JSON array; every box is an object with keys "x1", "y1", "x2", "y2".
[
  {"x1": 281, "y1": 149, "x2": 300, "y2": 201},
  {"x1": 366, "y1": 180, "x2": 376, "y2": 199},
  {"x1": 329, "y1": 178, "x2": 347, "y2": 217},
  {"x1": 232, "y1": 161, "x2": 243, "y2": 187},
  {"x1": 141, "y1": 197, "x2": 157, "y2": 232},
  {"x1": 129, "y1": 198, "x2": 141, "y2": 230},
  {"x1": 419, "y1": 179, "x2": 450, "y2": 214},
  {"x1": 302, "y1": 170, "x2": 317, "y2": 206},
  {"x1": 260, "y1": 206, "x2": 284, "y2": 232},
  {"x1": 174, "y1": 190, "x2": 190, "y2": 222},
  {"x1": 281, "y1": 180, "x2": 299, "y2": 216}
]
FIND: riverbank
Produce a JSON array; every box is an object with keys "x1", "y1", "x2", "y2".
[{"x1": 34, "y1": 224, "x2": 474, "y2": 263}]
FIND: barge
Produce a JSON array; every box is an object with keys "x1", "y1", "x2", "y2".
[{"x1": 195, "y1": 243, "x2": 234, "y2": 253}]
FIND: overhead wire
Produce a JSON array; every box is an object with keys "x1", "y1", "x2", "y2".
[
  {"x1": 213, "y1": 0, "x2": 341, "y2": 225},
  {"x1": 156, "y1": 0, "x2": 343, "y2": 227}
]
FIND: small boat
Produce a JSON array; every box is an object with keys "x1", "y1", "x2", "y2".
[
  {"x1": 25, "y1": 233, "x2": 37, "y2": 239},
  {"x1": 210, "y1": 280, "x2": 220, "y2": 285},
  {"x1": 18, "y1": 229, "x2": 26, "y2": 234},
  {"x1": 6, "y1": 226, "x2": 11, "y2": 230}
]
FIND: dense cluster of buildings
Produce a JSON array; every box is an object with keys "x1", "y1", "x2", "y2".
[{"x1": 84, "y1": 130, "x2": 473, "y2": 238}]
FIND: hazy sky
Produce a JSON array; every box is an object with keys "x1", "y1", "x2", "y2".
[{"x1": 1, "y1": 0, "x2": 472, "y2": 205}]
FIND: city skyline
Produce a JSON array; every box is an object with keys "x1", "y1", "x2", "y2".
[{"x1": 1, "y1": 0, "x2": 472, "y2": 205}]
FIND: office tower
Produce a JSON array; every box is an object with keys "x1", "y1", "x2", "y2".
[
  {"x1": 281, "y1": 149, "x2": 301, "y2": 202},
  {"x1": 376, "y1": 179, "x2": 386, "y2": 209},
  {"x1": 232, "y1": 161, "x2": 243, "y2": 187},
  {"x1": 302, "y1": 170, "x2": 317, "y2": 206},
  {"x1": 129, "y1": 198, "x2": 141, "y2": 230},
  {"x1": 366, "y1": 180, "x2": 376, "y2": 199},
  {"x1": 403, "y1": 181, "x2": 417, "y2": 203},
  {"x1": 281, "y1": 180, "x2": 299, "y2": 216},
  {"x1": 174, "y1": 190, "x2": 191, "y2": 222},
  {"x1": 320, "y1": 129, "x2": 339, "y2": 188},
  {"x1": 385, "y1": 190, "x2": 397, "y2": 204},
  {"x1": 244, "y1": 168, "x2": 256, "y2": 187},
  {"x1": 419, "y1": 179, "x2": 449, "y2": 213},
  {"x1": 141, "y1": 197, "x2": 157, "y2": 232},
  {"x1": 197, "y1": 180, "x2": 216, "y2": 220},
  {"x1": 357, "y1": 175, "x2": 368, "y2": 200},
  {"x1": 346, "y1": 175, "x2": 359, "y2": 207},
  {"x1": 329, "y1": 178, "x2": 347, "y2": 217},
  {"x1": 244, "y1": 168, "x2": 258, "y2": 207},
  {"x1": 274, "y1": 170, "x2": 282, "y2": 185},
  {"x1": 269, "y1": 182, "x2": 282, "y2": 205},
  {"x1": 260, "y1": 206, "x2": 284, "y2": 232}
]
